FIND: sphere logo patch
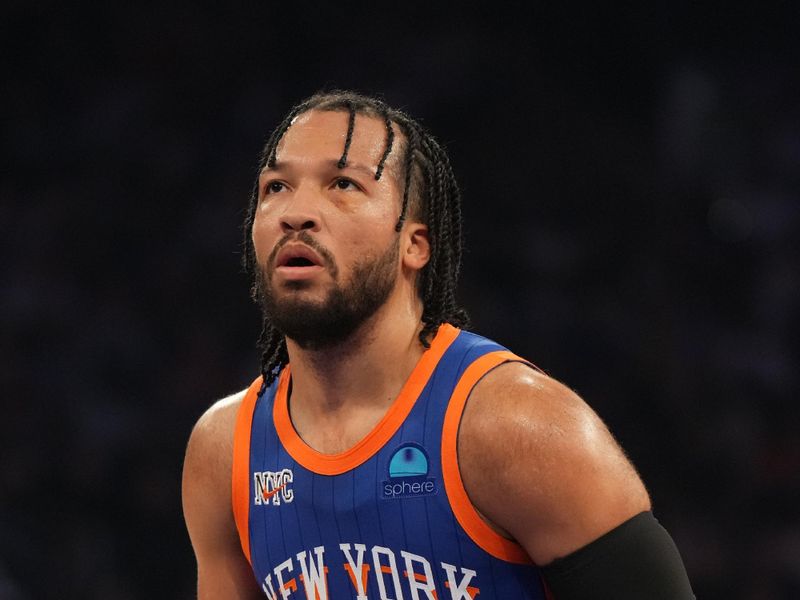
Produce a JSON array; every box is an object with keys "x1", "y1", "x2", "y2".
[{"x1": 382, "y1": 443, "x2": 437, "y2": 499}]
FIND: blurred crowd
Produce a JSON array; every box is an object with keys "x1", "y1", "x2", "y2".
[{"x1": 2, "y1": 4, "x2": 798, "y2": 598}]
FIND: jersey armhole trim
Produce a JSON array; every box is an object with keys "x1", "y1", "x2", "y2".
[
  {"x1": 231, "y1": 376, "x2": 263, "y2": 566},
  {"x1": 441, "y1": 350, "x2": 534, "y2": 565}
]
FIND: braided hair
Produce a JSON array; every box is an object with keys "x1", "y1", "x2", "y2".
[{"x1": 243, "y1": 90, "x2": 469, "y2": 386}]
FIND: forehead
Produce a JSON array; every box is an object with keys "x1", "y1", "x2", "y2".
[{"x1": 273, "y1": 109, "x2": 395, "y2": 168}]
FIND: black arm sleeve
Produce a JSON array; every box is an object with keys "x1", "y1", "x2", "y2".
[{"x1": 540, "y1": 511, "x2": 694, "y2": 600}]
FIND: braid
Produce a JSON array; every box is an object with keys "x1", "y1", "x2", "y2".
[
  {"x1": 337, "y1": 101, "x2": 356, "y2": 168},
  {"x1": 375, "y1": 106, "x2": 394, "y2": 180},
  {"x1": 244, "y1": 90, "x2": 469, "y2": 387},
  {"x1": 412, "y1": 128, "x2": 469, "y2": 348},
  {"x1": 266, "y1": 102, "x2": 308, "y2": 168},
  {"x1": 256, "y1": 319, "x2": 288, "y2": 392},
  {"x1": 395, "y1": 120, "x2": 420, "y2": 232}
]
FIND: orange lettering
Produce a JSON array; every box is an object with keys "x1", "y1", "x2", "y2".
[
  {"x1": 343, "y1": 563, "x2": 370, "y2": 594},
  {"x1": 445, "y1": 581, "x2": 481, "y2": 599}
]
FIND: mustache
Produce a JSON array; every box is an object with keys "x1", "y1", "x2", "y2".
[{"x1": 266, "y1": 230, "x2": 337, "y2": 275}]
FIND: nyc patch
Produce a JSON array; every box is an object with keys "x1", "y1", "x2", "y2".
[
  {"x1": 382, "y1": 443, "x2": 438, "y2": 499},
  {"x1": 253, "y1": 468, "x2": 294, "y2": 506}
]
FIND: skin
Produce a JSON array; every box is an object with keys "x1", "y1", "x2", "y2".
[{"x1": 182, "y1": 110, "x2": 650, "y2": 597}]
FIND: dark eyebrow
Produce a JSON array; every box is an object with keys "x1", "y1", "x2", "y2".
[{"x1": 260, "y1": 159, "x2": 377, "y2": 179}]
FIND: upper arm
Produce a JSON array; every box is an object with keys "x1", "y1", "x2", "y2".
[
  {"x1": 458, "y1": 362, "x2": 651, "y2": 566},
  {"x1": 182, "y1": 391, "x2": 263, "y2": 599}
]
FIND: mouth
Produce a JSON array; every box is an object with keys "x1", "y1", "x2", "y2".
[
  {"x1": 283, "y1": 256, "x2": 317, "y2": 267},
  {"x1": 273, "y1": 244, "x2": 326, "y2": 280}
]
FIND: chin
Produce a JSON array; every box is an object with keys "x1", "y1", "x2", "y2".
[{"x1": 273, "y1": 283, "x2": 330, "y2": 306}]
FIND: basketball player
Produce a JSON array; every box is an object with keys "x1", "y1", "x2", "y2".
[{"x1": 182, "y1": 91, "x2": 694, "y2": 599}]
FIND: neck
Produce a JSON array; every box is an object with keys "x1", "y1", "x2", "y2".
[{"x1": 284, "y1": 292, "x2": 427, "y2": 416}]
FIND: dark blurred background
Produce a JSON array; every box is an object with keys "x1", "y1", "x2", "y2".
[{"x1": 2, "y1": 3, "x2": 799, "y2": 599}]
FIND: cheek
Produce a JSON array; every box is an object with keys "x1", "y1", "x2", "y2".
[
  {"x1": 339, "y1": 221, "x2": 396, "y2": 265},
  {"x1": 250, "y1": 210, "x2": 275, "y2": 264}
]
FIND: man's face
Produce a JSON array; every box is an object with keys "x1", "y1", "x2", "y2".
[{"x1": 251, "y1": 109, "x2": 405, "y2": 348}]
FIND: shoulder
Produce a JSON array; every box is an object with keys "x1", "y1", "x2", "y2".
[
  {"x1": 183, "y1": 387, "x2": 249, "y2": 506},
  {"x1": 190, "y1": 388, "x2": 249, "y2": 445},
  {"x1": 185, "y1": 389, "x2": 249, "y2": 475},
  {"x1": 182, "y1": 386, "x2": 265, "y2": 598},
  {"x1": 181, "y1": 391, "x2": 248, "y2": 556},
  {"x1": 462, "y1": 361, "x2": 604, "y2": 459},
  {"x1": 458, "y1": 361, "x2": 651, "y2": 565}
]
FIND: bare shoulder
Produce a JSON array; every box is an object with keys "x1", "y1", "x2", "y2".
[
  {"x1": 182, "y1": 387, "x2": 248, "y2": 520},
  {"x1": 458, "y1": 361, "x2": 651, "y2": 565},
  {"x1": 183, "y1": 388, "x2": 263, "y2": 598},
  {"x1": 185, "y1": 389, "x2": 248, "y2": 468}
]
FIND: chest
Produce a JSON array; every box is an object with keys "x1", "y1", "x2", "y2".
[
  {"x1": 290, "y1": 402, "x2": 394, "y2": 455},
  {"x1": 238, "y1": 328, "x2": 546, "y2": 599}
]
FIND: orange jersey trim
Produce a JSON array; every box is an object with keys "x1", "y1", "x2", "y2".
[
  {"x1": 441, "y1": 350, "x2": 534, "y2": 564},
  {"x1": 273, "y1": 324, "x2": 461, "y2": 476},
  {"x1": 231, "y1": 376, "x2": 264, "y2": 565}
]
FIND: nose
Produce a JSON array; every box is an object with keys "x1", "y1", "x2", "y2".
[{"x1": 279, "y1": 186, "x2": 321, "y2": 233}]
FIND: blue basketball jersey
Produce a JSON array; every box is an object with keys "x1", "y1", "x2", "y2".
[{"x1": 232, "y1": 325, "x2": 549, "y2": 599}]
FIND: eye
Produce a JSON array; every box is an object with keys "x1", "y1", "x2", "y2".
[
  {"x1": 264, "y1": 181, "x2": 286, "y2": 194},
  {"x1": 334, "y1": 177, "x2": 359, "y2": 191}
]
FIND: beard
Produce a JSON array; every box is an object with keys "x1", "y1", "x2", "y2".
[{"x1": 256, "y1": 231, "x2": 400, "y2": 350}]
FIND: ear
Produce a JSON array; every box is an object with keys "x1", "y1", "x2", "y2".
[{"x1": 401, "y1": 222, "x2": 430, "y2": 272}]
